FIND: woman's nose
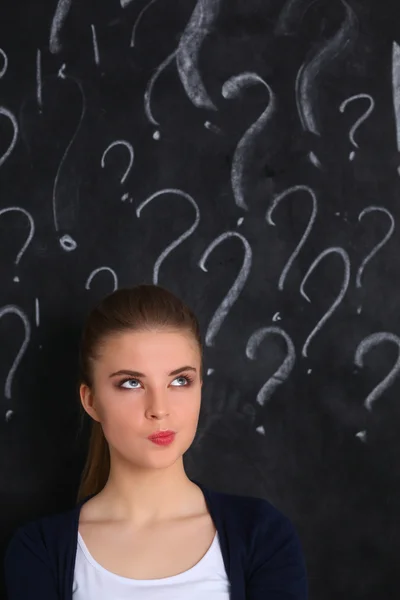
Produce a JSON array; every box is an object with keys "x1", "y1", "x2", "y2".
[{"x1": 145, "y1": 390, "x2": 170, "y2": 419}]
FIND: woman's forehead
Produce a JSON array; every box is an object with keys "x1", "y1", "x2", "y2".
[{"x1": 95, "y1": 329, "x2": 201, "y2": 361}]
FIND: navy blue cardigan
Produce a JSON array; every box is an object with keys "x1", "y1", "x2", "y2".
[{"x1": 4, "y1": 480, "x2": 308, "y2": 599}]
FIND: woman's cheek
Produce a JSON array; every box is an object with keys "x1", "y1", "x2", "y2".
[{"x1": 100, "y1": 395, "x2": 138, "y2": 430}]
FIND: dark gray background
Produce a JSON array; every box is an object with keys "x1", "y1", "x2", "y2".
[{"x1": 1, "y1": 1, "x2": 400, "y2": 598}]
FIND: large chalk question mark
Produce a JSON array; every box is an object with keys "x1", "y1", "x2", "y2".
[
  {"x1": 221, "y1": 72, "x2": 276, "y2": 212},
  {"x1": 266, "y1": 185, "x2": 318, "y2": 291},
  {"x1": 339, "y1": 94, "x2": 375, "y2": 161},
  {"x1": 101, "y1": 140, "x2": 135, "y2": 202},
  {"x1": 354, "y1": 332, "x2": 400, "y2": 441},
  {"x1": 53, "y1": 64, "x2": 86, "y2": 252},
  {"x1": 136, "y1": 189, "x2": 200, "y2": 285},
  {"x1": 300, "y1": 247, "x2": 351, "y2": 357},
  {"x1": 0, "y1": 207, "x2": 35, "y2": 282},
  {"x1": 198, "y1": 231, "x2": 252, "y2": 347},
  {"x1": 355, "y1": 206, "x2": 395, "y2": 289},
  {"x1": 0, "y1": 305, "x2": 31, "y2": 421},
  {"x1": 246, "y1": 326, "x2": 296, "y2": 436},
  {"x1": 85, "y1": 267, "x2": 118, "y2": 291}
]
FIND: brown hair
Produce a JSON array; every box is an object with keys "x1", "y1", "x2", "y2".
[{"x1": 75, "y1": 284, "x2": 202, "y2": 503}]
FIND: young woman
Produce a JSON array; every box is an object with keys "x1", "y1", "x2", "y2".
[{"x1": 4, "y1": 284, "x2": 308, "y2": 599}]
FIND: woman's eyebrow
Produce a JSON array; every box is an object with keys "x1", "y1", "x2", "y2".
[{"x1": 109, "y1": 366, "x2": 197, "y2": 378}]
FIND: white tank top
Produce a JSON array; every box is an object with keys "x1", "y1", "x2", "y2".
[{"x1": 72, "y1": 529, "x2": 230, "y2": 600}]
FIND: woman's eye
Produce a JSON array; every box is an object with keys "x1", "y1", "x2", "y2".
[
  {"x1": 120, "y1": 379, "x2": 141, "y2": 389},
  {"x1": 171, "y1": 376, "x2": 190, "y2": 386}
]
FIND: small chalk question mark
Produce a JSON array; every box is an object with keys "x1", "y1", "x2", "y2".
[
  {"x1": 354, "y1": 332, "x2": 400, "y2": 442},
  {"x1": 246, "y1": 326, "x2": 296, "y2": 436},
  {"x1": 266, "y1": 185, "x2": 318, "y2": 291},
  {"x1": 339, "y1": 94, "x2": 374, "y2": 161},
  {"x1": 355, "y1": 206, "x2": 395, "y2": 289},
  {"x1": 300, "y1": 247, "x2": 351, "y2": 357},
  {"x1": 136, "y1": 189, "x2": 200, "y2": 285},
  {"x1": 198, "y1": 231, "x2": 252, "y2": 347},
  {"x1": 0, "y1": 305, "x2": 31, "y2": 422},
  {"x1": 101, "y1": 140, "x2": 135, "y2": 202},
  {"x1": 0, "y1": 207, "x2": 35, "y2": 282}
]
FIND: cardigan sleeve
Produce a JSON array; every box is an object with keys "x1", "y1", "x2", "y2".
[
  {"x1": 246, "y1": 508, "x2": 308, "y2": 600},
  {"x1": 3, "y1": 525, "x2": 59, "y2": 600}
]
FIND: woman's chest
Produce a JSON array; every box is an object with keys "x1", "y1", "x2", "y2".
[{"x1": 78, "y1": 512, "x2": 217, "y2": 580}]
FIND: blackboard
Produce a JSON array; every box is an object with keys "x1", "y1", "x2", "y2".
[{"x1": 1, "y1": 1, "x2": 400, "y2": 598}]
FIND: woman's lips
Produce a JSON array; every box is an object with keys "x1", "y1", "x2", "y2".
[{"x1": 147, "y1": 431, "x2": 176, "y2": 446}]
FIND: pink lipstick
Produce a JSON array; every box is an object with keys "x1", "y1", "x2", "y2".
[{"x1": 147, "y1": 430, "x2": 176, "y2": 446}]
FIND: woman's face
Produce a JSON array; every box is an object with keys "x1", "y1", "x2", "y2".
[{"x1": 80, "y1": 329, "x2": 202, "y2": 470}]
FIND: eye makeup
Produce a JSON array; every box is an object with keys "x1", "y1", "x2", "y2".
[{"x1": 115, "y1": 372, "x2": 196, "y2": 390}]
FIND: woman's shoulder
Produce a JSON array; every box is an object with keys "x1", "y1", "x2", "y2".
[
  {"x1": 208, "y1": 482, "x2": 300, "y2": 551},
  {"x1": 206, "y1": 483, "x2": 293, "y2": 524},
  {"x1": 203, "y1": 483, "x2": 299, "y2": 545},
  {"x1": 206, "y1": 492, "x2": 306, "y2": 584},
  {"x1": 5, "y1": 500, "x2": 81, "y2": 561}
]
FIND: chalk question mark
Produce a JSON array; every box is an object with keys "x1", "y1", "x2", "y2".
[
  {"x1": 221, "y1": 72, "x2": 276, "y2": 212},
  {"x1": 266, "y1": 185, "x2": 318, "y2": 291},
  {"x1": 52, "y1": 64, "x2": 86, "y2": 252},
  {"x1": 0, "y1": 305, "x2": 31, "y2": 422},
  {"x1": 136, "y1": 188, "x2": 200, "y2": 285},
  {"x1": 85, "y1": 267, "x2": 118, "y2": 292},
  {"x1": 300, "y1": 247, "x2": 351, "y2": 357},
  {"x1": 198, "y1": 231, "x2": 252, "y2": 347},
  {"x1": 354, "y1": 332, "x2": 400, "y2": 442},
  {"x1": 246, "y1": 326, "x2": 296, "y2": 436},
  {"x1": 339, "y1": 94, "x2": 375, "y2": 160},
  {"x1": 101, "y1": 140, "x2": 135, "y2": 202},
  {"x1": 355, "y1": 206, "x2": 395, "y2": 289},
  {"x1": 0, "y1": 207, "x2": 35, "y2": 282}
]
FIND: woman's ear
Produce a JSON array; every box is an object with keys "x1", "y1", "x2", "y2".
[{"x1": 79, "y1": 383, "x2": 101, "y2": 422}]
